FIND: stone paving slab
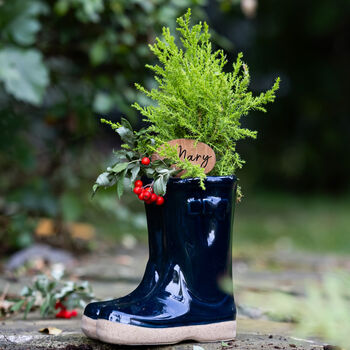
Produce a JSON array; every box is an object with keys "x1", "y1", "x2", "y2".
[
  {"x1": 0, "y1": 316, "x2": 323, "y2": 350},
  {"x1": 1, "y1": 246, "x2": 346, "y2": 349}
]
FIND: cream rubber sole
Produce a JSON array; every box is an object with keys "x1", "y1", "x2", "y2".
[
  {"x1": 81, "y1": 315, "x2": 98, "y2": 339},
  {"x1": 96, "y1": 319, "x2": 236, "y2": 345}
]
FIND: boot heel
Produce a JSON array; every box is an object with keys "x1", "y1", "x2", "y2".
[{"x1": 81, "y1": 315, "x2": 98, "y2": 339}]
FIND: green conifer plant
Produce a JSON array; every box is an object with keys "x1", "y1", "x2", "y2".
[{"x1": 93, "y1": 9, "x2": 280, "y2": 200}]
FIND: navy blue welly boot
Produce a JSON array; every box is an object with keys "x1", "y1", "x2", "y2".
[
  {"x1": 96, "y1": 176, "x2": 237, "y2": 345},
  {"x1": 81, "y1": 201, "x2": 164, "y2": 339}
]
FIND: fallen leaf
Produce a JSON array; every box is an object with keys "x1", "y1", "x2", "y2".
[
  {"x1": 39, "y1": 327, "x2": 62, "y2": 335},
  {"x1": 68, "y1": 222, "x2": 95, "y2": 240},
  {"x1": 35, "y1": 219, "x2": 55, "y2": 237}
]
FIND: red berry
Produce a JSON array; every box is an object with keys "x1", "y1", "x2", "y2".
[
  {"x1": 145, "y1": 198, "x2": 153, "y2": 205},
  {"x1": 150, "y1": 193, "x2": 157, "y2": 202},
  {"x1": 141, "y1": 157, "x2": 151, "y2": 166},
  {"x1": 133, "y1": 186, "x2": 142, "y2": 195},
  {"x1": 55, "y1": 310, "x2": 64, "y2": 318},
  {"x1": 135, "y1": 180, "x2": 143, "y2": 187},
  {"x1": 143, "y1": 191, "x2": 151, "y2": 201},
  {"x1": 138, "y1": 192, "x2": 145, "y2": 200},
  {"x1": 56, "y1": 309, "x2": 71, "y2": 318},
  {"x1": 156, "y1": 196, "x2": 164, "y2": 206},
  {"x1": 70, "y1": 309, "x2": 78, "y2": 317},
  {"x1": 55, "y1": 301, "x2": 65, "y2": 310}
]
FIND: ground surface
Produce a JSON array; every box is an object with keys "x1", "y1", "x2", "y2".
[{"x1": 1, "y1": 243, "x2": 348, "y2": 350}]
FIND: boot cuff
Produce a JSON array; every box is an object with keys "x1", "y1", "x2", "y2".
[{"x1": 167, "y1": 175, "x2": 237, "y2": 189}]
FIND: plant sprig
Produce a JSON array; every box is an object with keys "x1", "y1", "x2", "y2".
[
  {"x1": 93, "y1": 118, "x2": 179, "y2": 197},
  {"x1": 94, "y1": 9, "x2": 279, "y2": 199},
  {"x1": 132, "y1": 8, "x2": 280, "y2": 178},
  {"x1": 11, "y1": 274, "x2": 94, "y2": 319}
]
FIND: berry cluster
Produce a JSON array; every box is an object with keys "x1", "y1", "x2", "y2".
[
  {"x1": 55, "y1": 301, "x2": 78, "y2": 319},
  {"x1": 133, "y1": 180, "x2": 164, "y2": 206}
]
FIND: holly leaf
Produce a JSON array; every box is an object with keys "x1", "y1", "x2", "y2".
[
  {"x1": 156, "y1": 167, "x2": 170, "y2": 174},
  {"x1": 40, "y1": 296, "x2": 51, "y2": 316},
  {"x1": 129, "y1": 163, "x2": 140, "y2": 185},
  {"x1": 145, "y1": 168, "x2": 155, "y2": 176},
  {"x1": 113, "y1": 149, "x2": 136, "y2": 162},
  {"x1": 111, "y1": 162, "x2": 128, "y2": 173},
  {"x1": 94, "y1": 172, "x2": 110, "y2": 187},
  {"x1": 93, "y1": 171, "x2": 117, "y2": 194},
  {"x1": 116, "y1": 126, "x2": 135, "y2": 147},
  {"x1": 23, "y1": 299, "x2": 35, "y2": 319},
  {"x1": 116, "y1": 170, "x2": 127, "y2": 199},
  {"x1": 92, "y1": 184, "x2": 99, "y2": 193},
  {"x1": 120, "y1": 117, "x2": 133, "y2": 131},
  {"x1": 11, "y1": 300, "x2": 25, "y2": 312},
  {"x1": 0, "y1": 47, "x2": 49, "y2": 105},
  {"x1": 153, "y1": 175, "x2": 167, "y2": 196}
]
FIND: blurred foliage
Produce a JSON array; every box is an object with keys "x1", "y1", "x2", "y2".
[
  {"x1": 265, "y1": 273, "x2": 350, "y2": 349},
  {"x1": 208, "y1": 0, "x2": 350, "y2": 193},
  {"x1": 0, "y1": 0, "x2": 208, "y2": 253},
  {"x1": 293, "y1": 273, "x2": 350, "y2": 350},
  {"x1": 235, "y1": 192, "x2": 350, "y2": 254},
  {"x1": 1, "y1": 0, "x2": 349, "y2": 254},
  {"x1": 241, "y1": 271, "x2": 350, "y2": 349},
  {"x1": 11, "y1": 272, "x2": 94, "y2": 319}
]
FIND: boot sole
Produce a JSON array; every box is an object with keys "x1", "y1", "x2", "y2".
[
  {"x1": 96, "y1": 319, "x2": 236, "y2": 345},
  {"x1": 81, "y1": 315, "x2": 98, "y2": 339}
]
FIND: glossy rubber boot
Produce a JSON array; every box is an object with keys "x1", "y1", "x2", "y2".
[
  {"x1": 96, "y1": 176, "x2": 237, "y2": 345},
  {"x1": 81, "y1": 201, "x2": 164, "y2": 339}
]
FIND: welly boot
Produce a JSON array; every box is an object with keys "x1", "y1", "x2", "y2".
[
  {"x1": 81, "y1": 201, "x2": 164, "y2": 339},
  {"x1": 96, "y1": 176, "x2": 237, "y2": 345}
]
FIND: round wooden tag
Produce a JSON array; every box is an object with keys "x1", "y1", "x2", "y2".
[{"x1": 152, "y1": 139, "x2": 216, "y2": 176}]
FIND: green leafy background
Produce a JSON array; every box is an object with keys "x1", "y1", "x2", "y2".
[
  {"x1": 0, "y1": 1, "x2": 350, "y2": 347},
  {"x1": 0, "y1": 0, "x2": 349, "y2": 254}
]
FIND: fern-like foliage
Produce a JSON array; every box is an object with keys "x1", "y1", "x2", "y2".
[{"x1": 133, "y1": 9, "x2": 280, "y2": 177}]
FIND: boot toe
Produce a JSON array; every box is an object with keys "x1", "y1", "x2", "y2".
[{"x1": 84, "y1": 300, "x2": 109, "y2": 319}]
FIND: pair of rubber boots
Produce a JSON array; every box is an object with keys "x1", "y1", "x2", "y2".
[{"x1": 82, "y1": 176, "x2": 237, "y2": 345}]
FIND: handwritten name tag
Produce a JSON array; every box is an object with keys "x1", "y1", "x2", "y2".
[{"x1": 153, "y1": 139, "x2": 216, "y2": 176}]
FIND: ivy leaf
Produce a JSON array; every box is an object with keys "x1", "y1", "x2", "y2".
[
  {"x1": 111, "y1": 162, "x2": 128, "y2": 173},
  {"x1": 0, "y1": 47, "x2": 49, "y2": 105}
]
